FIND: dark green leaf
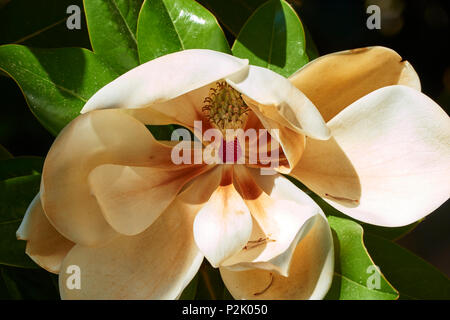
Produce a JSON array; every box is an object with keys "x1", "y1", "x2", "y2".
[
  {"x1": 0, "y1": 174, "x2": 41, "y2": 223},
  {"x1": 146, "y1": 124, "x2": 194, "y2": 141},
  {"x1": 232, "y1": 0, "x2": 308, "y2": 77},
  {"x1": 197, "y1": 0, "x2": 266, "y2": 36},
  {"x1": 0, "y1": 266, "x2": 59, "y2": 299},
  {"x1": 222, "y1": 286, "x2": 234, "y2": 300},
  {"x1": 364, "y1": 234, "x2": 450, "y2": 299},
  {"x1": 0, "y1": 144, "x2": 12, "y2": 160},
  {"x1": 0, "y1": 45, "x2": 119, "y2": 135},
  {"x1": 325, "y1": 216, "x2": 398, "y2": 300},
  {"x1": 0, "y1": 217, "x2": 37, "y2": 268},
  {"x1": 303, "y1": 24, "x2": 319, "y2": 60},
  {"x1": 363, "y1": 222, "x2": 419, "y2": 241},
  {"x1": 146, "y1": 125, "x2": 176, "y2": 141},
  {"x1": 0, "y1": 157, "x2": 43, "y2": 268},
  {"x1": 195, "y1": 261, "x2": 225, "y2": 300},
  {"x1": 137, "y1": 0, "x2": 230, "y2": 63},
  {"x1": 0, "y1": 0, "x2": 90, "y2": 48},
  {"x1": 179, "y1": 274, "x2": 198, "y2": 300},
  {"x1": 0, "y1": 157, "x2": 43, "y2": 181},
  {"x1": 84, "y1": 0, "x2": 142, "y2": 73}
]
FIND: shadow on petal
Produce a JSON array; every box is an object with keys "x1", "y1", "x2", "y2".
[{"x1": 290, "y1": 137, "x2": 361, "y2": 208}]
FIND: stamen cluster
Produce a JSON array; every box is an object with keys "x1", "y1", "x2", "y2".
[{"x1": 203, "y1": 81, "x2": 249, "y2": 133}]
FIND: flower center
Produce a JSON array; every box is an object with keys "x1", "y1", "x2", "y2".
[
  {"x1": 218, "y1": 137, "x2": 242, "y2": 163},
  {"x1": 202, "y1": 81, "x2": 249, "y2": 134}
]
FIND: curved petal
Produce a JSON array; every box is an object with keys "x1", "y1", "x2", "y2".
[
  {"x1": 81, "y1": 49, "x2": 249, "y2": 127},
  {"x1": 226, "y1": 65, "x2": 330, "y2": 140},
  {"x1": 59, "y1": 164, "x2": 223, "y2": 300},
  {"x1": 289, "y1": 46, "x2": 421, "y2": 122},
  {"x1": 220, "y1": 213, "x2": 334, "y2": 300},
  {"x1": 42, "y1": 109, "x2": 175, "y2": 246},
  {"x1": 222, "y1": 166, "x2": 322, "y2": 276},
  {"x1": 16, "y1": 193, "x2": 74, "y2": 274},
  {"x1": 88, "y1": 164, "x2": 211, "y2": 236},
  {"x1": 193, "y1": 166, "x2": 253, "y2": 267},
  {"x1": 250, "y1": 106, "x2": 305, "y2": 173},
  {"x1": 291, "y1": 85, "x2": 450, "y2": 227},
  {"x1": 123, "y1": 83, "x2": 213, "y2": 132}
]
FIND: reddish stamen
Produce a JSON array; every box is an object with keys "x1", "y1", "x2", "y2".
[{"x1": 219, "y1": 138, "x2": 242, "y2": 163}]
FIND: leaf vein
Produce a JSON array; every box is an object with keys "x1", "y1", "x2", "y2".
[
  {"x1": 110, "y1": 0, "x2": 138, "y2": 45},
  {"x1": 13, "y1": 17, "x2": 67, "y2": 44},
  {"x1": 161, "y1": 0, "x2": 185, "y2": 49},
  {"x1": 333, "y1": 272, "x2": 398, "y2": 297},
  {"x1": 7, "y1": 65, "x2": 87, "y2": 103}
]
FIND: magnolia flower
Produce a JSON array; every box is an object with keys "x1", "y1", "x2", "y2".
[{"x1": 17, "y1": 47, "x2": 450, "y2": 300}]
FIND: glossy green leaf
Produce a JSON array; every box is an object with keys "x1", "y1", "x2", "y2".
[
  {"x1": 0, "y1": 0, "x2": 90, "y2": 48},
  {"x1": 325, "y1": 216, "x2": 399, "y2": 300},
  {"x1": 232, "y1": 0, "x2": 308, "y2": 77},
  {"x1": 197, "y1": 0, "x2": 266, "y2": 36},
  {"x1": 364, "y1": 234, "x2": 450, "y2": 299},
  {"x1": 0, "y1": 157, "x2": 43, "y2": 268},
  {"x1": 0, "y1": 266, "x2": 59, "y2": 300},
  {"x1": 84, "y1": 0, "x2": 142, "y2": 74},
  {"x1": 0, "y1": 45, "x2": 119, "y2": 135},
  {"x1": 199, "y1": 0, "x2": 319, "y2": 65},
  {"x1": 137, "y1": 0, "x2": 230, "y2": 63}
]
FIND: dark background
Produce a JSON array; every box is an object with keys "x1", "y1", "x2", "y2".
[{"x1": 0, "y1": 0, "x2": 449, "y2": 276}]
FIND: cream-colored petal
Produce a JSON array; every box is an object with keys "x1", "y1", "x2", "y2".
[
  {"x1": 88, "y1": 164, "x2": 211, "y2": 236},
  {"x1": 250, "y1": 106, "x2": 305, "y2": 173},
  {"x1": 291, "y1": 85, "x2": 450, "y2": 227},
  {"x1": 16, "y1": 193, "x2": 74, "y2": 274},
  {"x1": 223, "y1": 166, "x2": 322, "y2": 276},
  {"x1": 289, "y1": 46, "x2": 421, "y2": 122},
  {"x1": 227, "y1": 65, "x2": 330, "y2": 140},
  {"x1": 81, "y1": 50, "x2": 249, "y2": 123},
  {"x1": 42, "y1": 109, "x2": 175, "y2": 246},
  {"x1": 193, "y1": 166, "x2": 253, "y2": 267},
  {"x1": 59, "y1": 165, "x2": 224, "y2": 300},
  {"x1": 220, "y1": 213, "x2": 334, "y2": 300},
  {"x1": 124, "y1": 83, "x2": 213, "y2": 133}
]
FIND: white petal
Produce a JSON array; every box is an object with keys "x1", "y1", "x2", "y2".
[
  {"x1": 226, "y1": 65, "x2": 330, "y2": 140},
  {"x1": 291, "y1": 85, "x2": 450, "y2": 226},
  {"x1": 222, "y1": 166, "x2": 322, "y2": 276},
  {"x1": 220, "y1": 213, "x2": 334, "y2": 300},
  {"x1": 81, "y1": 49, "x2": 249, "y2": 113},
  {"x1": 193, "y1": 166, "x2": 253, "y2": 267}
]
